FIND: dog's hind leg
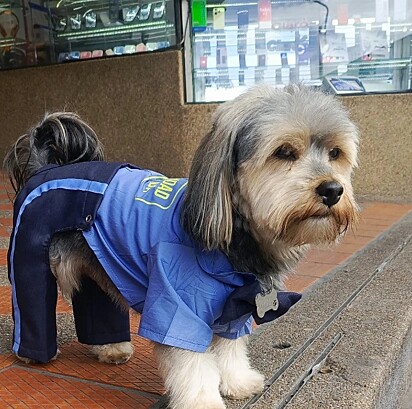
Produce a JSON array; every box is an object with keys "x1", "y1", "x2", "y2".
[
  {"x1": 71, "y1": 276, "x2": 134, "y2": 365},
  {"x1": 155, "y1": 343, "x2": 226, "y2": 409},
  {"x1": 212, "y1": 336, "x2": 265, "y2": 400},
  {"x1": 50, "y1": 231, "x2": 134, "y2": 364},
  {"x1": 9, "y1": 254, "x2": 60, "y2": 363}
]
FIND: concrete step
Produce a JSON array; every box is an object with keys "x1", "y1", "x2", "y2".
[{"x1": 224, "y1": 211, "x2": 412, "y2": 409}]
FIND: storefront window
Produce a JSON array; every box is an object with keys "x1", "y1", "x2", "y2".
[
  {"x1": 0, "y1": 0, "x2": 179, "y2": 69},
  {"x1": 188, "y1": 0, "x2": 412, "y2": 102}
]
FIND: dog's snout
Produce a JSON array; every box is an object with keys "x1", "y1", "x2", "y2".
[{"x1": 316, "y1": 181, "x2": 344, "y2": 207}]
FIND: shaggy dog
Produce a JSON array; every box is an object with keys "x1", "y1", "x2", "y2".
[{"x1": 4, "y1": 84, "x2": 359, "y2": 409}]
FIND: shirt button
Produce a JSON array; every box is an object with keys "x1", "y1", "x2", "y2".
[{"x1": 85, "y1": 215, "x2": 93, "y2": 223}]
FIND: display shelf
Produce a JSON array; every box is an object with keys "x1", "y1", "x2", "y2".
[
  {"x1": 0, "y1": 37, "x2": 27, "y2": 47},
  {"x1": 56, "y1": 20, "x2": 174, "y2": 40},
  {"x1": 347, "y1": 58, "x2": 411, "y2": 71}
]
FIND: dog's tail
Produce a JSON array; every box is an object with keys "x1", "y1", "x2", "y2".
[{"x1": 3, "y1": 112, "x2": 104, "y2": 195}]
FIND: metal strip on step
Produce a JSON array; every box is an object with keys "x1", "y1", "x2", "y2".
[{"x1": 275, "y1": 333, "x2": 343, "y2": 409}]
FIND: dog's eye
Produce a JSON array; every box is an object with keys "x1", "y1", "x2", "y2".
[
  {"x1": 329, "y1": 148, "x2": 341, "y2": 160},
  {"x1": 274, "y1": 145, "x2": 297, "y2": 161}
]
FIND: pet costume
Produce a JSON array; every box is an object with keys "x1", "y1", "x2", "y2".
[{"x1": 9, "y1": 162, "x2": 301, "y2": 363}]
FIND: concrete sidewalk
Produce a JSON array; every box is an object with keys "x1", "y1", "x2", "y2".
[{"x1": 0, "y1": 173, "x2": 411, "y2": 408}]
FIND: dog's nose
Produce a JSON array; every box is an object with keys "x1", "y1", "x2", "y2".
[{"x1": 316, "y1": 181, "x2": 343, "y2": 207}]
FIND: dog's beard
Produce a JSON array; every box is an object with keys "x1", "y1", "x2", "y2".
[
  {"x1": 237, "y1": 170, "x2": 359, "y2": 248},
  {"x1": 277, "y1": 206, "x2": 356, "y2": 246},
  {"x1": 272, "y1": 190, "x2": 359, "y2": 246},
  {"x1": 256, "y1": 203, "x2": 357, "y2": 247}
]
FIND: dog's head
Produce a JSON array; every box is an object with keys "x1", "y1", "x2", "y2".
[{"x1": 182, "y1": 84, "x2": 359, "y2": 252}]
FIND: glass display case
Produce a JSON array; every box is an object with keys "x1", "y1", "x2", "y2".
[
  {"x1": 0, "y1": 0, "x2": 181, "y2": 69},
  {"x1": 187, "y1": 0, "x2": 412, "y2": 102},
  {"x1": 48, "y1": 0, "x2": 179, "y2": 62},
  {"x1": 0, "y1": 1, "x2": 36, "y2": 69}
]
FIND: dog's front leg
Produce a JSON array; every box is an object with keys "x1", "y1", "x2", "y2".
[
  {"x1": 155, "y1": 343, "x2": 225, "y2": 409},
  {"x1": 212, "y1": 336, "x2": 265, "y2": 400}
]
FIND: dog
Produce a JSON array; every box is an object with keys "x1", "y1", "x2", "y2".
[{"x1": 4, "y1": 84, "x2": 359, "y2": 409}]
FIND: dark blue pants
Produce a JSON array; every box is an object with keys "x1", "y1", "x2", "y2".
[
  {"x1": 11, "y1": 267, "x2": 130, "y2": 363},
  {"x1": 73, "y1": 277, "x2": 131, "y2": 346},
  {"x1": 9, "y1": 162, "x2": 132, "y2": 363}
]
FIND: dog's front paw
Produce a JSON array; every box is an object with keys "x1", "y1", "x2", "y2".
[
  {"x1": 220, "y1": 368, "x2": 265, "y2": 400},
  {"x1": 91, "y1": 341, "x2": 134, "y2": 364}
]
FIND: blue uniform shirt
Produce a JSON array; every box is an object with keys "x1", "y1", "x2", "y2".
[{"x1": 83, "y1": 167, "x2": 256, "y2": 352}]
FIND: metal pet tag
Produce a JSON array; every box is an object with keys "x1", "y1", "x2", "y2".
[{"x1": 255, "y1": 287, "x2": 279, "y2": 319}]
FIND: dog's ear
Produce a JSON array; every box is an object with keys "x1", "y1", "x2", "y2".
[{"x1": 182, "y1": 105, "x2": 240, "y2": 251}]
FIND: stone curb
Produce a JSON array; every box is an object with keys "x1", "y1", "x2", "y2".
[{"x1": 223, "y1": 211, "x2": 412, "y2": 409}]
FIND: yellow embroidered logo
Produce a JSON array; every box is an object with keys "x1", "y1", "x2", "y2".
[{"x1": 135, "y1": 176, "x2": 187, "y2": 210}]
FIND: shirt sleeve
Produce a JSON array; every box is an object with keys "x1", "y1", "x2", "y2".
[{"x1": 212, "y1": 281, "x2": 302, "y2": 328}]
